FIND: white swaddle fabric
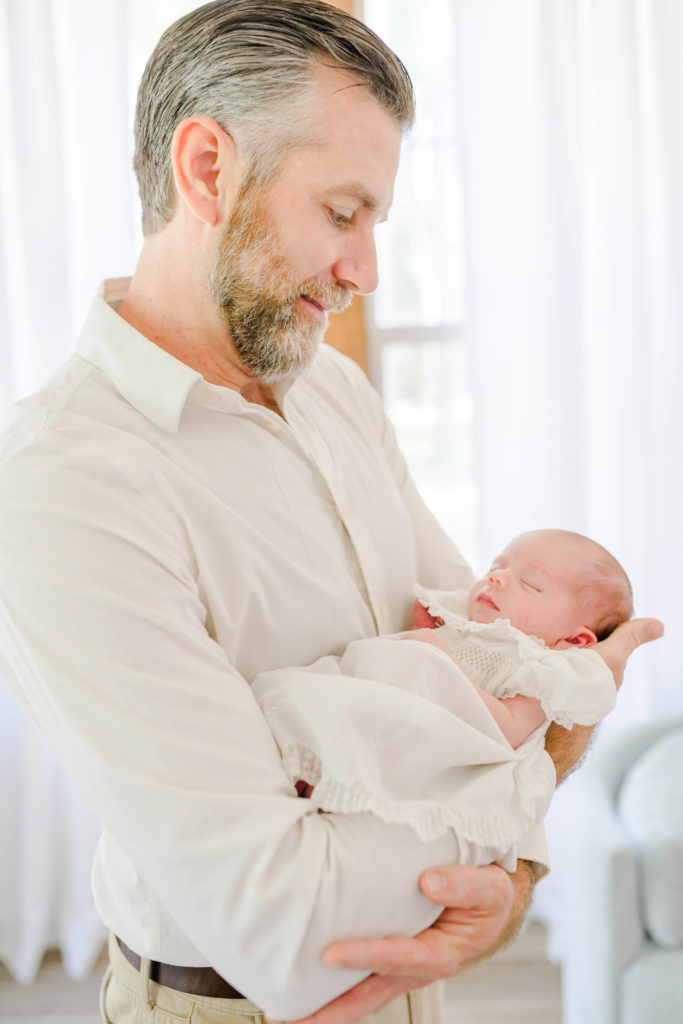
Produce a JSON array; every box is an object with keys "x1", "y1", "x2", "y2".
[{"x1": 254, "y1": 588, "x2": 615, "y2": 870}]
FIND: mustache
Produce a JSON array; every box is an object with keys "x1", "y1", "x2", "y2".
[{"x1": 296, "y1": 277, "x2": 352, "y2": 314}]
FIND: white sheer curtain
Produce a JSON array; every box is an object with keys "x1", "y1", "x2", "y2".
[
  {"x1": 0, "y1": 0, "x2": 137, "y2": 981},
  {"x1": 451, "y1": 0, "x2": 683, "y2": 956}
]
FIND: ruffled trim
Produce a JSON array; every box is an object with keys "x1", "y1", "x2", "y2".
[
  {"x1": 496, "y1": 684, "x2": 575, "y2": 730},
  {"x1": 495, "y1": 648, "x2": 615, "y2": 728},
  {"x1": 414, "y1": 584, "x2": 469, "y2": 622},
  {"x1": 413, "y1": 584, "x2": 549, "y2": 655},
  {"x1": 283, "y1": 740, "x2": 555, "y2": 851}
]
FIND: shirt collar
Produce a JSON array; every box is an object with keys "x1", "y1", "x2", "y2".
[
  {"x1": 76, "y1": 279, "x2": 203, "y2": 434},
  {"x1": 76, "y1": 279, "x2": 299, "y2": 431}
]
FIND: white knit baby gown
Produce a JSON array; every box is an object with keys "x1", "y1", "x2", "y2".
[{"x1": 253, "y1": 587, "x2": 616, "y2": 870}]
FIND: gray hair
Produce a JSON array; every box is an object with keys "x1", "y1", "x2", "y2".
[{"x1": 133, "y1": 0, "x2": 415, "y2": 235}]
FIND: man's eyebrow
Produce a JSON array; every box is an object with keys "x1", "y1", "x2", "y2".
[{"x1": 323, "y1": 184, "x2": 389, "y2": 222}]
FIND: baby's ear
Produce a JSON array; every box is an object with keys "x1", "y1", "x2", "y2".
[{"x1": 564, "y1": 627, "x2": 598, "y2": 648}]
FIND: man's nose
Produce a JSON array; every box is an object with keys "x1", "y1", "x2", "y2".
[{"x1": 332, "y1": 229, "x2": 379, "y2": 296}]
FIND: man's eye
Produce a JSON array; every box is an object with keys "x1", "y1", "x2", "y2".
[
  {"x1": 521, "y1": 579, "x2": 541, "y2": 593},
  {"x1": 329, "y1": 208, "x2": 353, "y2": 227}
]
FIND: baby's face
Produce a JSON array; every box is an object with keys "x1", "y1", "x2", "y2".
[{"x1": 467, "y1": 532, "x2": 592, "y2": 647}]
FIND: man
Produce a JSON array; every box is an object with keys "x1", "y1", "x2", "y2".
[{"x1": 0, "y1": 3, "x2": 660, "y2": 1023}]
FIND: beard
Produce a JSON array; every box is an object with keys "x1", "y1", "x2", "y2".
[{"x1": 209, "y1": 181, "x2": 351, "y2": 383}]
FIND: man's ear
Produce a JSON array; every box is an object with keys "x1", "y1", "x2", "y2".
[
  {"x1": 563, "y1": 626, "x2": 598, "y2": 648},
  {"x1": 171, "y1": 116, "x2": 242, "y2": 227}
]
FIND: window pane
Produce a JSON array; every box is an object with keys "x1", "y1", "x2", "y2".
[
  {"x1": 381, "y1": 340, "x2": 477, "y2": 566},
  {"x1": 363, "y1": 0, "x2": 466, "y2": 327}
]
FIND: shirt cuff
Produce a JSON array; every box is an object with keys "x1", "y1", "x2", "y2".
[{"x1": 516, "y1": 824, "x2": 550, "y2": 879}]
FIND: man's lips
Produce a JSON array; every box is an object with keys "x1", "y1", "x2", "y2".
[
  {"x1": 300, "y1": 294, "x2": 333, "y2": 314},
  {"x1": 477, "y1": 593, "x2": 500, "y2": 611}
]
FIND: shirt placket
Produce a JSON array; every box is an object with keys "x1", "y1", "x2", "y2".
[
  {"x1": 281, "y1": 412, "x2": 391, "y2": 635},
  {"x1": 200, "y1": 386, "x2": 390, "y2": 635}
]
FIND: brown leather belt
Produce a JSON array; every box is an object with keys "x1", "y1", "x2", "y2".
[{"x1": 115, "y1": 936, "x2": 245, "y2": 999}]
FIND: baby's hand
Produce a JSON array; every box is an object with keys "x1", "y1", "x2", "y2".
[
  {"x1": 411, "y1": 599, "x2": 444, "y2": 630},
  {"x1": 406, "y1": 627, "x2": 452, "y2": 658}
]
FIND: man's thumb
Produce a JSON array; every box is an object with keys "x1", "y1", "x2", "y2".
[{"x1": 627, "y1": 617, "x2": 664, "y2": 648}]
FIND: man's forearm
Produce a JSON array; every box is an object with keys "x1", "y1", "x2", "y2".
[
  {"x1": 454, "y1": 858, "x2": 538, "y2": 971},
  {"x1": 495, "y1": 726, "x2": 597, "y2": 953},
  {"x1": 545, "y1": 721, "x2": 596, "y2": 784},
  {"x1": 492, "y1": 724, "x2": 596, "y2": 952},
  {"x1": 489, "y1": 728, "x2": 596, "y2": 957},
  {"x1": 491, "y1": 859, "x2": 538, "y2": 957}
]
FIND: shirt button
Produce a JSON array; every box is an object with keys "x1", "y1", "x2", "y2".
[
  {"x1": 203, "y1": 389, "x2": 220, "y2": 405},
  {"x1": 265, "y1": 420, "x2": 282, "y2": 435}
]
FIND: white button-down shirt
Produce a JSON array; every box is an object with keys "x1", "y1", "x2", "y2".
[{"x1": 0, "y1": 280, "x2": 547, "y2": 1018}]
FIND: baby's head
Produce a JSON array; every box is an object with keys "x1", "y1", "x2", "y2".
[{"x1": 467, "y1": 529, "x2": 633, "y2": 648}]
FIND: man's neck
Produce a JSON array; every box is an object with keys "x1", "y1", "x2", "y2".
[{"x1": 116, "y1": 231, "x2": 283, "y2": 413}]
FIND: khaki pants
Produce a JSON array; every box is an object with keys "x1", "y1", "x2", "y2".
[{"x1": 101, "y1": 933, "x2": 443, "y2": 1024}]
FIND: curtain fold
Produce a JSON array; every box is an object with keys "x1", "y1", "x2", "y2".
[
  {"x1": 0, "y1": 0, "x2": 137, "y2": 982},
  {"x1": 452, "y1": 0, "x2": 683, "y2": 957}
]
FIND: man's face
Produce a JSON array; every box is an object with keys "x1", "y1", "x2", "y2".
[
  {"x1": 209, "y1": 66, "x2": 402, "y2": 382},
  {"x1": 209, "y1": 180, "x2": 352, "y2": 382}
]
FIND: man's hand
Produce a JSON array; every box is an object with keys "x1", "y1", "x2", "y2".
[
  {"x1": 594, "y1": 616, "x2": 663, "y2": 689},
  {"x1": 547, "y1": 616, "x2": 663, "y2": 783},
  {"x1": 288, "y1": 864, "x2": 517, "y2": 1024}
]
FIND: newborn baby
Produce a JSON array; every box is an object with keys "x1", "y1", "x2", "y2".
[{"x1": 254, "y1": 529, "x2": 632, "y2": 870}]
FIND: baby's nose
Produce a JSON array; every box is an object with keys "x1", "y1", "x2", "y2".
[{"x1": 488, "y1": 569, "x2": 508, "y2": 588}]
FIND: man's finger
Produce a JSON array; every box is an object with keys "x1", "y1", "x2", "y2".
[
  {"x1": 287, "y1": 974, "x2": 420, "y2": 1024},
  {"x1": 614, "y1": 616, "x2": 664, "y2": 653},
  {"x1": 420, "y1": 863, "x2": 514, "y2": 910},
  {"x1": 595, "y1": 617, "x2": 664, "y2": 683},
  {"x1": 630, "y1": 617, "x2": 664, "y2": 645},
  {"x1": 322, "y1": 935, "x2": 430, "y2": 975}
]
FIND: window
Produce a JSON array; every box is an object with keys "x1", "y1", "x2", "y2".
[{"x1": 362, "y1": 0, "x2": 477, "y2": 564}]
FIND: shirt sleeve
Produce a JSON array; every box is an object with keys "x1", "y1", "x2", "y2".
[{"x1": 0, "y1": 444, "x2": 461, "y2": 1020}]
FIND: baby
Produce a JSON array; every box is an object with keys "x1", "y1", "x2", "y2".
[
  {"x1": 253, "y1": 529, "x2": 633, "y2": 871},
  {"x1": 410, "y1": 528, "x2": 633, "y2": 749}
]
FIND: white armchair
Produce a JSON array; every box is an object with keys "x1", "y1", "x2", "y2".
[{"x1": 563, "y1": 717, "x2": 683, "y2": 1024}]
